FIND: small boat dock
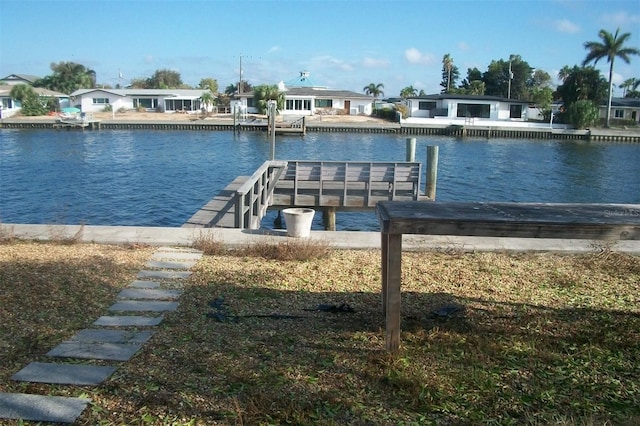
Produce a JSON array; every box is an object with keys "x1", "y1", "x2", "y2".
[
  {"x1": 54, "y1": 114, "x2": 102, "y2": 130},
  {"x1": 183, "y1": 160, "x2": 423, "y2": 230}
]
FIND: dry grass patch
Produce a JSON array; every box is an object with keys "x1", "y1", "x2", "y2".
[
  {"x1": 0, "y1": 243, "x2": 638, "y2": 425},
  {"x1": 0, "y1": 241, "x2": 153, "y2": 389}
]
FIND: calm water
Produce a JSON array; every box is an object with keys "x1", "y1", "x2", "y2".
[{"x1": 1, "y1": 129, "x2": 638, "y2": 231}]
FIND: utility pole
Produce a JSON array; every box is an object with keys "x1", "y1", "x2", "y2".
[
  {"x1": 507, "y1": 60, "x2": 513, "y2": 98},
  {"x1": 238, "y1": 54, "x2": 243, "y2": 95}
]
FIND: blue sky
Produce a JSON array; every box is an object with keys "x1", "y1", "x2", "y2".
[{"x1": 1, "y1": 0, "x2": 639, "y2": 96}]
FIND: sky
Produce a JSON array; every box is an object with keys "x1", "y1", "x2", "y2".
[{"x1": 1, "y1": 0, "x2": 639, "y2": 97}]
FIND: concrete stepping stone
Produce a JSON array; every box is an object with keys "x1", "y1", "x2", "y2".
[
  {"x1": 138, "y1": 270, "x2": 191, "y2": 280},
  {"x1": 109, "y1": 300, "x2": 178, "y2": 312},
  {"x1": 0, "y1": 392, "x2": 90, "y2": 423},
  {"x1": 129, "y1": 280, "x2": 161, "y2": 289},
  {"x1": 12, "y1": 362, "x2": 116, "y2": 385},
  {"x1": 70, "y1": 329, "x2": 153, "y2": 344},
  {"x1": 47, "y1": 342, "x2": 143, "y2": 361},
  {"x1": 117, "y1": 288, "x2": 182, "y2": 300},
  {"x1": 151, "y1": 251, "x2": 203, "y2": 260},
  {"x1": 94, "y1": 315, "x2": 164, "y2": 327},
  {"x1": 146, "y1": 259, "x2": 196, "y2": 269}
]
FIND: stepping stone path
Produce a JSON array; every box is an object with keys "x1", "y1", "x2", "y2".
[{"x1": 0, "y1": 247, "x2": 202, "y2": 424}]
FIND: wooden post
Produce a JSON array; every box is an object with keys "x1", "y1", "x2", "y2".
[
  {"x1": 426, "y1": 145, "x2": 439, "y2": 200},
  {"x1": 268, "y1": 101, "x2": 276, "y2": 160},
  {"x1": 323, "y1": 207, "x2": 336, "y2": 231},
  {"x1": 405, "y1": 138, "x2": 416, "y2": 162}
]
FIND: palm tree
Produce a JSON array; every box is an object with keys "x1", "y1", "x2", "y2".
[
  {"x1": 620, "y1": 77, "x2": 639, "y2": 96},
  {"x1": 363, "y1": 83, "x2": 384, "y2": 99},
  {"x1": 557, "y1": 65, "x2": 573, "y2": 83},
  {"x1": 442, "y1": 54, "x2": 453, "y2": 93},
  {"x1": 400, "y1": 86, "x2": 418, "y2": 98},
  {"x1": 582, "y1": 28, "x2": 640, "y2": 127}
]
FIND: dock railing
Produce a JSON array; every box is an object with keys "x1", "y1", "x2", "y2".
[
  {"x1": 272, "y1": 161, "x2": 422, "y2": 208},
  {"x1": 235, "y1": 160, "x2": 288, "y2": 229}
]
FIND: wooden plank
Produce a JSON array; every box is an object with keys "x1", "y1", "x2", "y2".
[{"x1": 377, "y1": 202, "x2": 640, "y2": 240}]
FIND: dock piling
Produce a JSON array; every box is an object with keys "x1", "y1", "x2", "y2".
[{"x1": 426, "y1": 146, "x2": 439, "y2": 200}]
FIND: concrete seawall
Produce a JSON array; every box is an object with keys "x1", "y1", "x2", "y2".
[{"x1": 2, "y1": 119, "x2": 639, "y2": 142}]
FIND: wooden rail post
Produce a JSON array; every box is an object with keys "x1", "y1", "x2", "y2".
[
  {"x1": 268, "y1": 101, "x2": 277, "y2": 160},
  {"x1": 426, "y1": 146, "x2": 439, "y2": 200},
  {"x1": 406, "y1": 138, "x2": 416, "y2": 162}
]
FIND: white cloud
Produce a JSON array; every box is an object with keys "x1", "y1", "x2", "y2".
[
  {"x1": 144, "y1": 55, "x2": 155, "y2": 64},
  {"x1": 404, "y1": 48, "x2": 435, "y2": 65},
  {"x1": 310, "y1": 55, "x2": 355, "y2": 72},
  {"x1": 457, "y1": 42, "x2": 470, "y2": 51},
  {"x1": 601, "y1": 11, "x2": 640, "y2": 27},
  {"x1": 554, "y1": 19, "x2": 580, "y2": 34},
  {"x1": 362, "y1": 57, "x2": 390, "y2": 68},
  {"x1": 266, "y1": 45, "x2": 281, "y2": 54}
]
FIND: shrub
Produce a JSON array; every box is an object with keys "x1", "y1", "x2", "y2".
[{"x1": 566, "y1": 100, "x2": 599, "y2": 129}]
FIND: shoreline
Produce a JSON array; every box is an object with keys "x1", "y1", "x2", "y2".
[{"x1": 1, "y1": 112, "x2": 639, "y2": 142}]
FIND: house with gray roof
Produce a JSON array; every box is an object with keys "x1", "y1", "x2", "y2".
[
  {"x1": 70, "y1": 88, "x2": 211, "y2": 113},
  {"x1": 0, "y1": 74, "x2": 69, "y2": 118},
  {"x1": 601, "y1": 97, "x2": 640, "y2": 123},
  {"x1": 0, "y1": 74, "x2": 41, "y2": 85}
]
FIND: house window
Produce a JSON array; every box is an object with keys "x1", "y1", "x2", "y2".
[
  {"x1": 457, "y1": 103, "x2": 490, "y2": 118},
  {"x1": 92, "y1": 98, "x2": 109, "y2": 104},
  {"x1": 614, "y1": 109, "x2": 624, "y2": 118},
  {"x1": 286, "y1": 99, "x2": 312, "y2": 111},
  {"x1": 419, "y1": 101, "x2": 436, "y2": 110},
  {"x1": 315, "y1": 99, "x2": 332, "y2": 108},
  {"x1": 133, "y1": 98, "x2": 158, "y2": 109},
  {"x1": 1, "y1": 98, "x2": 13, "y2": 109},
  {"x1": 509, "y1": 104, "x2": 522, "y2": 118},
  {"x1": 247, "y1": 98, "x2": 254, "y2": 108}
]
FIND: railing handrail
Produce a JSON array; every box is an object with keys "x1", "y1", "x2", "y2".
[{"x1": 234, "y1": 160, "x2": 288, "y2": 229}]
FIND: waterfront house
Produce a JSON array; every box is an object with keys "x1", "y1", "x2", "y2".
[
  {"x1": 69, "y1": 88, "x2": 212, "y2": 114},
  {"x1": 404, "y1": 94, "x2": 531, "y2": 122},
  {"x1": 600, "y1": 97, "x2": 640, "y2": 123},
  {"x1": 0, "y1": 74, "x2": 69, "y2": 118},
  {"x1": 235, "y1": 71, "x2": 374, "y2": 117}
]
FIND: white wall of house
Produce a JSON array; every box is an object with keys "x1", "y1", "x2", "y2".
[
  {"x1": 408, "y1": 97, "x2": 528, "y2": 121},
  {"x1": 600, "y1": 106, "x2": 640, "y2": 123}
]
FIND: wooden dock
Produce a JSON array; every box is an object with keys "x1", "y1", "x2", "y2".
[
  {"x1": 182, "y1": 176, "x2": 249, "y2": 228},
  {"x1": 183, "y1": 160, "x2": 422, "y2": 229},
  {"x1": 54, "y1": 116, "x2": 102, "y2": 130}
]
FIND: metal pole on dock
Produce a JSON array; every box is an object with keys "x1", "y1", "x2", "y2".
[
  {"x1": 426, "y1": 146, "x2": 439, "y2": 200},
  {"x1": 406, "y1": 138, "x2": 416, "y2": 162}
]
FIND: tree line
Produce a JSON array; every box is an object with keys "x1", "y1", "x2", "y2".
[{"x1": 5, "y1": 28, "x2": 639, "y2": 127}]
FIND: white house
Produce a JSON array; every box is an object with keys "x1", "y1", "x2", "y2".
[
  {"x1": 69, "y1": 88, "x2": 212, "y2": 113},
  {"x1": 405, "y1": 94, "x2": 531, "y2": 122},
  {"x1": 236, "y1": 71, "x2": 374, "y2": 117}
]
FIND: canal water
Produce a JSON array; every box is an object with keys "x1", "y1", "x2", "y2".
[{"x1": 1, "y1": 129, "x2": 638, "y2": 231}]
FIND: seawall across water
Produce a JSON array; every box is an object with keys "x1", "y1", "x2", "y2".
[{"x1": 2, "y1": 117, "x2": 639, "y2": 142}]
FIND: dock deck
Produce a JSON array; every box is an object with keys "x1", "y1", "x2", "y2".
[{"x1": 183, "y1": 160, "x2": 422, "y2": 229}]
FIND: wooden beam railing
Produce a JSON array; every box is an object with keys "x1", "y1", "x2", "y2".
[{"x1": 234, "y1": 160, "x2": 288, "y2": 229}]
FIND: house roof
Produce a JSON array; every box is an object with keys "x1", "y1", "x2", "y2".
[
  {"x1": 0, "y1": 74, "x2": 41, "y2": 84},
  {"x1": 609, "y1": 97, "x2": 640, "y2": 108},
  {"x1": 71, "y1": 88, "x2": 209, "y2": 97},
  {"x1": 408, "y1": 93, "x2": 531, "y2": 104},
  {"x1": 0, "y1": 86, "x2": 67, "y2": 98},
  {"x1": 284, "y1": 87, "x2": 371, "y2": 100},
  {"x1": 284, "y1": 71, "x2": 324, "y2": 88}
]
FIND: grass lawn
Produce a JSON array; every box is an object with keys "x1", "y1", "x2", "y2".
[{"x1": 0, "y1": 240, "x2": 638, "y2": 425}]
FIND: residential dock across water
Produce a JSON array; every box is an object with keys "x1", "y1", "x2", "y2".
[{"x1": 2, "y1": 117, "x2": 639, "y2": 142}]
